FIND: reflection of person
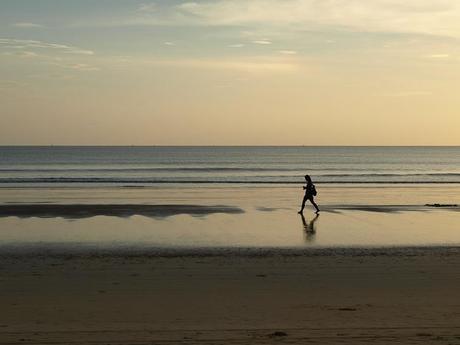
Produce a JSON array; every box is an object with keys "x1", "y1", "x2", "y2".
[
  {"x1": 301, "y1": 213, "x2": 319, "y2": 243},
  {"x1": 298, "y1": 174, "x2": 320, "y2": 214}
]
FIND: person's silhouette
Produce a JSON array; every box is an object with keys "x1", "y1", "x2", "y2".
[{"x1": 298, "y1": 174, "x2": 320, "y2": 214}]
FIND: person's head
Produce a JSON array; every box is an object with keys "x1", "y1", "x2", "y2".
[{"x1": 304, "y1": 174, "x2": 312, "y2": 183}]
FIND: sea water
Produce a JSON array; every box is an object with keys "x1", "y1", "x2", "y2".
[{"x1": 1, "y1": 146, "x2": 460, "y2": 186}]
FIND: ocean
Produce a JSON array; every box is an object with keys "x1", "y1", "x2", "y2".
[{"x1": 1, "y1": 146, "x2": 460, "y2": 186}]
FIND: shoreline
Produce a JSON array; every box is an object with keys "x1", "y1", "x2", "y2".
[{"x1": 2, "y1": 244, "x2": 460, "y2": 258}]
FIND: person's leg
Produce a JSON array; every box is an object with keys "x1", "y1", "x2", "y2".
[
  {"x1": 298, "y1": 196, "x2": 307, "y2": 213},
  {"x1": 309, "y1": 197, "x2": 320, "y2": 213}
]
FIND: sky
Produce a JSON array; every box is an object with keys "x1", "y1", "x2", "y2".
[{"x1": 1, "y1": 0, "x2": 460, "y2": 145}]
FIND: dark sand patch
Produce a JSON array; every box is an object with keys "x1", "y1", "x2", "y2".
[
  {"x1": 0, "y1": 204, "x2": 244, "y2": 219},
  {"x1": 323, "y1": 204, "x2": 460, "y2": 213},
  {"x1": 425, "y1": 203, "x2": 458, "y2": 207},
  {"x1": 256, "y1": 207, "x2": 279, "y2": 212}
]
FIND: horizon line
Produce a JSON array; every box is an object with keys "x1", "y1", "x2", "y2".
[{"x1": 1, "y1": 145, "x2": 460, "y2": 148}]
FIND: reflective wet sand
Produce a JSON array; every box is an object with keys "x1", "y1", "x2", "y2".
[{"x1": 0, "y1": 185, "x2": 459, "y2": 251}]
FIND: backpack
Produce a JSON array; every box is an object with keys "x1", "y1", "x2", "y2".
[{"x1": 311, "y1": 184, "x2": 317, "y2": 196}]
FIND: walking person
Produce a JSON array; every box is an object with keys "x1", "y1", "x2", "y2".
[{"x1": 298, "y1": 174, "x2": 320, "y2": 214}]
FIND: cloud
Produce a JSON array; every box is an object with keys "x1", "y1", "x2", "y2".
[
  {"x1": 0, "y1": 38, "x2": 98, "y2": 73},
  {"x1": 228, "y1": 43, "x2": 245, "y2": 48},
  {"x1": 279, "y1": 50, "x2": 297, "y2": 55},
  {"x1": 138, "y1": 56, "x2": 300, "y2": 73},
  {"x1": 20, "y1": 51, "x2": 39, "y2": 58},
  {"x1": 120, "y1": 0, "x2": 460, "y2": 38},
  {"x1": 48, "y1": 62, "x2": 100, "y2": 72},
  {"x1": 67, "y1": 49, "x2": 94, "y2": 55},
  {"x1": 426, "y1": 53, "x2": 450, "y2": 58},
  {"x1": 70, "y1": 63, "x2": 100, "y2": 71},
  {"x1": 12, "y1": 22, "x2": 44, "y2": 28},
  {"x1": 164, "y1": 41, "x2": 175, "y2": 46},
  {"x1": 0, "y1": 38, "x2": 94, "y2": 55},
  {"x1": 1, "y1": 50, "x2": 39, "y2": 58},
  {"x1": 252, "y1": 40, "x2": 272, "y2": 45}
]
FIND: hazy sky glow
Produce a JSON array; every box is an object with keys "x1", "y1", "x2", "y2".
[{"x1": 1, "y1": 0, "x2": 460, "y2": 145}]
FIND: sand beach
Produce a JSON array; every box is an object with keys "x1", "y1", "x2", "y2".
[{"x1": 2, "y1": 249, "x2": 460, "y2": 344}]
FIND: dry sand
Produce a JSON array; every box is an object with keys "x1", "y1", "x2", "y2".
[{"x1": 2, "y1": 249, "x2": 460, "y2": 344}]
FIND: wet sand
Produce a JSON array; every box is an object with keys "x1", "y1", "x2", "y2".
[
  {"x1": 2, "y1": 250, "x2": 460, "y2": 344},
  {"x1": 0, "y1": 202, "x2": 458, "y2": 220},
  {"x1": 2, "y1": 186, "x2": 460, "y2": 254}
]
